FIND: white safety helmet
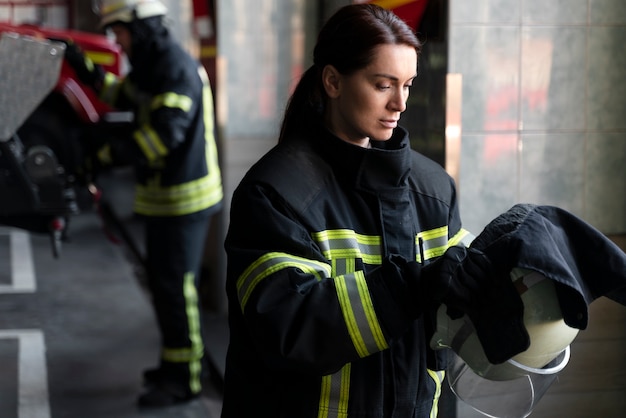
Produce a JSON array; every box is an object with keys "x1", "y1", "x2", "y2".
[
  {"x1": 93, "y1": 0, "x2": 167, "y2": 28},
  {"x1": 431, "y1": 268, "x2": 579, "y2": 418}
]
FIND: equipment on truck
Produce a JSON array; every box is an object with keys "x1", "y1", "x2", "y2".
[{"x1": 0, "y1": 22, "x2": 123, "y2": 257}]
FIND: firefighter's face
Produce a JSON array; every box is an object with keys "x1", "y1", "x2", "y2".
[
  {"x1": 322, "y1": 44, "x2": 417, "y2": 148},
  {"x1": 110, "y1": 24, "x2": 132, "y2": 58}
]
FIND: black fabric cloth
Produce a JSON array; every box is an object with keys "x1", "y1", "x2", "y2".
[{"x1": 471, "y1": 204, "x2": 626, "y2": 331}]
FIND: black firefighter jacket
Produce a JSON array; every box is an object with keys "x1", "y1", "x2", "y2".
[
  {"x1": 223, "y1": 124, "x2": 473, "y2": 418},
  {"x1": 98, "y1": 29, "x2": 223, "y2": 218}
]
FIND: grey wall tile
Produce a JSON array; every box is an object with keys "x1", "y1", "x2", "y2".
[
  {"x1": 585, "y1": 133, "x2": 626, "y2": 233},
  {"x1": 519, "y1": 133, "x2": 586, "y2": 218},
  {"x1": 459, "y1": 134, "x2": 519, "y2": 234},
  {"x1": 522, "y1": 0, "x2": 588, "y2": 24},
  {"x1": 451, "y1": 0, "x2": 521, "y2": 24},
  {"x1": 590, "y1": 0, "x2": 626, "y2": 24},
  {"x1": 450, "y1": 0, "x2": 626, "y2": 235},
  {"x1": 587, "y1": 27, "x2": 626, "y2": 131},
  {"x1": 521, "y1": 27, "x2": 587, "y2": 130},
  {"x1": 450, "y1": 26, "x2": 520, "y2": 133}
]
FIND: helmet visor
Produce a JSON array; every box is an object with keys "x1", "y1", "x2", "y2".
[{"x1": 447, "y1": 346, "x2": 571, "y2": 418}]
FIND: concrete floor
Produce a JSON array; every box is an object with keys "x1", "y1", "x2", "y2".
[{"x1": 0, "y1": 208, "x2": 226, "y2": 418}]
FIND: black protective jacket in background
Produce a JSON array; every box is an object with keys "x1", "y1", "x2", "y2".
[
  {"x1": 223, "y1": 124, "x2": 473, "y2": 418},
  {"x1": 99, "y1": 22, "x2": 223, "y2": 218},
  {"x1": 471, "y1": 204, "x2": 626, "y2": 331}
]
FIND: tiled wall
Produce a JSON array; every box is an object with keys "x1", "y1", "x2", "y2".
[{"x1": 450, "y1": 0, "x2": 626, "y2": 236}]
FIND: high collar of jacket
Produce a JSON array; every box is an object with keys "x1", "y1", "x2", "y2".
[
  {"x1": 127, "y1": 30, "x2": 173, "y2": 87},
  {"x1": 311, "y1": 124, "x2": 412, "y2": 194}
]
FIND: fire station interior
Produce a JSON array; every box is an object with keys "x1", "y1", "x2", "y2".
[{"x1": 1, "y1": 1, "x2": 625, "y2": 417}]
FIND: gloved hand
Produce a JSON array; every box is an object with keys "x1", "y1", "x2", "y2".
[
  {"x1": 402, "y1": 246, "x2": 530, "y2": 364},
  {"x1": 80, "y1": 121, "x2": 140, "y2": 176},
  {"x1": 63, "y1": 41, "x2": 105, "y2": 90}
]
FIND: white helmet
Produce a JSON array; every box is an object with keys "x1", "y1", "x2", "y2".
[
  {"x1": 431, "y1": 268, "x2": 579, "y2": 418},
  {"x1": 93, "y1": 0, "x2": 167, "y2": 28}
]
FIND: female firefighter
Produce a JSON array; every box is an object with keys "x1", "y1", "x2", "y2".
[{"x1": 222, "y1": 3, "x2": 525, "y2": 417}]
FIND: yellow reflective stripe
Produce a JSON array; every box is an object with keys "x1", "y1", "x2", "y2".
[
  {"x1": 427, "y1": 369, "x2": 445, "y2": 418},
  {"x1": 335, "y1": 272, "x2": 388, "y2": 358},
  {"x1": 151, "y1": 92, "x2": 193, "y2": 112},
  {"x1": 85, "y1": 50, "x2": 116, "y2": 66},
  {"x1": 311, "y1": 229, "x2": 382, "y2": 265},
  {"x1": 160, "y1": 272, "x2": 203, "y2": 393},
  {"x1": 133, "y1": 124, "x2": 168, "y2": 162},
  {"x1": 99, "y1": 72, "x2": 122, "y2": 104},
  {"x1": 184, "y1": 272, "x2": 203, "y2": 393},
  {"x1": 416, "y1": 227, "x2": 475, "y2": 262},
  {"x1": 134, "y1": 171, "x2": 223, "y2": 216},
  {"x1": 318, "y1": 364, "x2": 351, "y2": 418},
  {"x1": 416, "y1": 226, "x2": 449, "y2": 262},
  {"x1": 202, "y1": 80, "x2": 222, "y2": 201},
  {"x1": 201, "y1": 70, "x2": 215, "y2": 132},
  {"x1": 236, "y1": 252, "x2": 332, "y2": 311},
  {"x1": 449, "y1": 228, "x2": 474, "y2": 247}
]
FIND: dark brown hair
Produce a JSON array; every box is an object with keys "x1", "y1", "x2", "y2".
[{"x1": 278, "y1": 4, "x2": 422, "y2": 142}]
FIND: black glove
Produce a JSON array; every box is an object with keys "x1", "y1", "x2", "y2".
[
  {"x1": 63, "y1": 41, "x2": 105, "y2": 90},
  {"x1": 403, "y1": 246, "x2": 530, "y2": 364}
]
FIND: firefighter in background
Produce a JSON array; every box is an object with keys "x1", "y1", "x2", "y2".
[{"x1": 65, "y1": 0, "x2": 223, "y2": 407}]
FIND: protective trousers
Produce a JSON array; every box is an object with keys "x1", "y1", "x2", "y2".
[{"x1": 144, "y1": 210, "x2": 212, "y2": 395}]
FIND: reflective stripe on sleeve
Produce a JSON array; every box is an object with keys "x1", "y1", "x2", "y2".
[
  {"x1": 415, "y1": 227, "x2": 474, "y2": 262},
  {"x1": 335, "y1": 271, "x2": 388, "y2": 357},
  {"x1": 99, "y1": 71, "x2": 122, "y2": 104},
  {"x1": 449, "y1": 228, "x2": 474, "y2": 247},
  {"x1": 415, "y1": 226, "x2": 449, "y2": 262},
  {"x1": 133, "y1": 124, "x2": 168, "y2": 162},
  {"x1": 151, "y1": 92, "x2": 193, "y2": 112},
  {"x1": 236, "y1": 252, "x2": 332, "y2": 311}
]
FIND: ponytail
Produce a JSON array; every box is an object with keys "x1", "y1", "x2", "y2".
[{"x1": 278, "y1": 65, "x2": 323, "y2": 143}]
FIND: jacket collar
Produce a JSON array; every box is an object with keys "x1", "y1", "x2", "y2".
[{"x1": 314, "y1": 125, "x2": 412, "y2": 194}]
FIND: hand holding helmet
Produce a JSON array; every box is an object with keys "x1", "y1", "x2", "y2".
[{"x1": 403, "y1": 245, "x2": 530, "y2": 364}]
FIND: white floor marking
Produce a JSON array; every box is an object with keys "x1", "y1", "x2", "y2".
[
  {"x1": 0, "y1": 228, "x2": 36, "y2": 293},
  {"x1": 0, "y1": 330, "x2": 50, "y2": 418}
]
